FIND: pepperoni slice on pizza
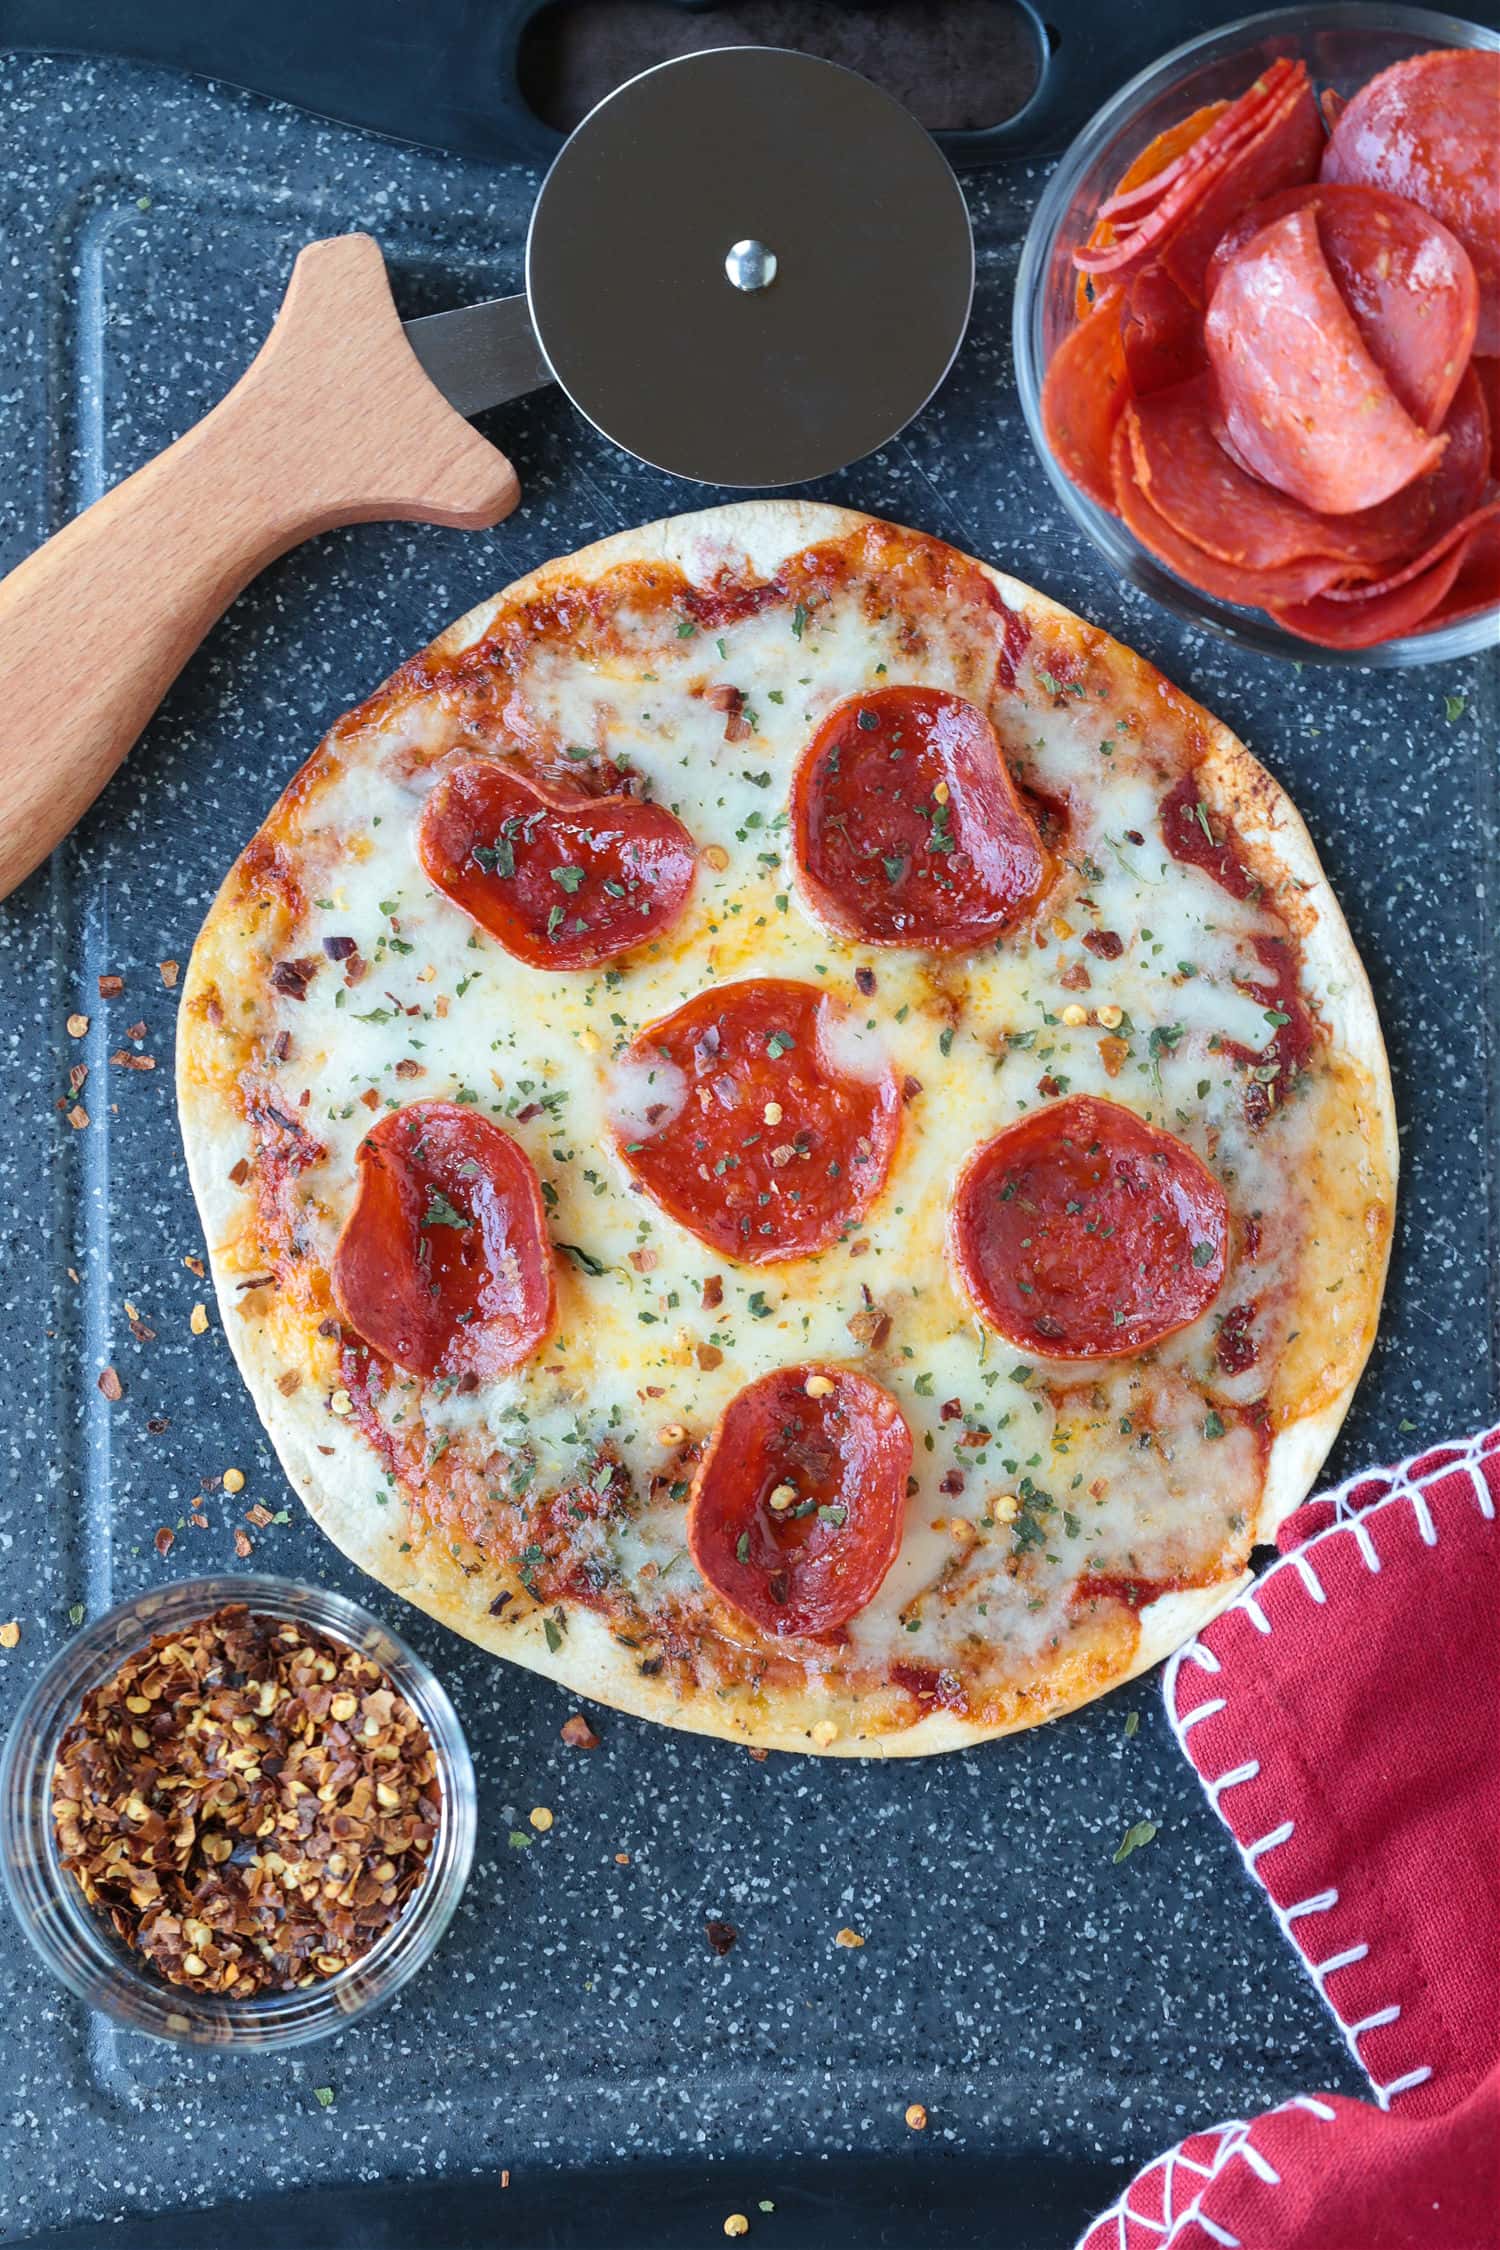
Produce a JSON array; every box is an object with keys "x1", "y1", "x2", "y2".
[
  {"x1": 791, "y1": 687, "x2": 1048, "y2": 950},
  {"x1": 607, "y1": 977, "x2": 901, "y2": 1263},
  {"x1": 949, "y1": 1095, "x2": 1230, "y2": 1359},
  {"x1": 332, "y1": 1102, "x2": 554, "y2": 1380},
  {"x1": 418, "y1": 761, "x2": 696, "y2": 970},
  {"x1": 689, "y1": 1366, "x2": 912, "y2": 1638}
]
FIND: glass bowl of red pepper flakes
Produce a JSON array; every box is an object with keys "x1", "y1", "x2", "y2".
[
  {"x1": 0, "y1": 1576, "x2": 475, "y2": 2047},
  {"x1": 1014, "y1": 5, "x2": 1500, "y2": 665}
]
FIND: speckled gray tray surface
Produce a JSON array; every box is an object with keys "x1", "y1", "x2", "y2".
[{"x1": 0, "y1": 43, "x2": 1496, "y2": 2250}]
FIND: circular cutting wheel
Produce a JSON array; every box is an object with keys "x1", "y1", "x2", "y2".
[{"x1": 525, "y1": 46, "x2": 975, "y2": 487}]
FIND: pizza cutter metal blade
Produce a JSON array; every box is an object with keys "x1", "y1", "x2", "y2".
[
  {"x1": 406, "y1": 44, "x2": 975, "y2": 487},
  {"x1": 0, "y1": 45, "x2": 973, "y2": 902}
]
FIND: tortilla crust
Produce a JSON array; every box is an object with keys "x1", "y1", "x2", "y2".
[{"x1": 178, "y1": 500, "x2": 1396, "y2": 1755}]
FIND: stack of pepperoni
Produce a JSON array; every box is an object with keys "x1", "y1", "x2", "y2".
[{"x1": 1042, "y1": 48, "x2": 1500, "y2": 648}]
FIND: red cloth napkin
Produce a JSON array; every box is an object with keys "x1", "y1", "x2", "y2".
[{"x1": 1078, "y1": 1428, "x2": 1500, "y2": 2250}]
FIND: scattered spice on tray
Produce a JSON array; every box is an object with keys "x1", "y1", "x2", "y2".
[
  {"x1": 559, "y1": 1713, "x2": 598, "y2": 1749},
  {"x1": 50, "y1": 1603, "x2": 440, "y2": 1995},
  {"x1": 1113, "y1": 1817, "x2": 1159, "y2": 1865},
  {"x1": 704, "y1": 1918, "x2": 738, "y2": 1957}
]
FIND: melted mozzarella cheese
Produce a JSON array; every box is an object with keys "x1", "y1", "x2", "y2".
[{"x1": 258, "y1": 578, "x2": 1327, "y2": 1682}]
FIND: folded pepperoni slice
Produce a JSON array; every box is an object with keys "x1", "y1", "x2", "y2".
[
  {"x1": 1206, "y1": 204, "x2": 1446, "y2": 514},
  {"x1": 688, "y1": 1367, "x2": 911, "y2": 1638},
  {"x1": 1433, "y1": 512, "x2": 1500, "y2": 626},
  {"x1": 1077, "y1": 59, "x2": 1322, "y2": 299},
  {"x1": 1206, "y1": 185, "x2": 1478, "y2": 432},
  {"x1": 1128, "y1": 373, "x2": 1482, "y2": 576},
  {"x1": 791, "y1": 687, "x2": 1048, "y2": 951},
  {"x1": 1471, "y1": 355, "x2": 1500, "y2": 480},
  {"x1": 1157, "y1": 65, "x2": 1325, "y2": 305},
  {"x1": 1271, "y1": 497, "x2": 1500, "y2": 647},
  {"x1": 1323, "y1": 49, "x2": 1500, "y2": 352},
  {"x1": 949, "y1": 1096, "x2": 1230, "y2": 1360},
  {"x1": 1120, "y1": 264, "x2": 1205, "y2": 397},
  {"x1": 1084, "y1": 64, "x2": 1294, "y2": 247},
  {"x1": 1111, "y1": 419, "x2": 1348, "y2": 608},
  {"x1": 1075, "y1": 101, "x2": 1229, "y2": 315},
  {"x1": 1127, "y1": 379, "x2": 1378, "y2": 570},
  {"x1": 608, "y1": 979, "x2": 900, "y2": 1264},
  {"x1": 418, "y1": 760, "x2": 695, "y2": 971},
  {"x1": 1041, "y1": 286, "x2": 1130, "y2": 509},
  {"x1": 332, "y1": 1102, "x2": 554, "y2": 1380}
]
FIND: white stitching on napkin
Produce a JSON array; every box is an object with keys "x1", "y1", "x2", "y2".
[
  {"x1": 1078, "y1": 2097, "x2": 1338, "y2": 2250},
  {"x1": 1158, "y1": 1427, "x2": 1500, "y2": 2114}
]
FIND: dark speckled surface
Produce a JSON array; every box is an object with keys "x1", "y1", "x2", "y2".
[{"x1": 0, "y1": 44, "x2": 1495, "y2": 2250}]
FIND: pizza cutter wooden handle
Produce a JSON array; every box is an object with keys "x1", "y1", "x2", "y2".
[{"x1": 0, "y1": 234, "x2": 519, "y2": 902}]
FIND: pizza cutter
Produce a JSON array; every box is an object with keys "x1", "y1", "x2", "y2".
[{"x1": 0, "y1": 45, "x2": 973, "y2": 902}]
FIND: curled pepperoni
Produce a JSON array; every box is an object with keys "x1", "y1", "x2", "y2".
[
  {"x1": 1127, "y1": 371, "x2": 1486, "y2": 575},
  {"x1": 1041, "y1": 287, "x2": 1129, "y2": 509},
  {"x1": 1110, "y1": 438, "x2": 1336, "y2": 604},
  {"x1": 418, "y1": 760, "x2": 695, "y2": 970},
  {"x1": 1435, "y1": 512, "x2": 1500, "y2": 628},
  {"x1": 1075, "y1": 102, "x2": 1229, "y2": 318},
  {"x1": 1121, "y1": 265, "x2": 1205, "y2": 397},
  {"x1": 1207, "y1": 185, "x2": 1479, "y2": 433},
  {"x1": 1078, "y1": 67, "x2": 1296, "y2": 267},
  {"x1": 1124, "y1": 378, "x2": 1374, "y2": 570},
  {"x1": 791, "y1": 687, "x2": 1048, "y2": 951},
  {"x1": 1322, "y1": 50, "x2": 1500, "y2": 353},
  {"x1": 1272, "y1": 496, "x2": 1500, "y2": 646},
  {"x1": 949, "y1": 1096, "x2": 1229, "y2": 1360},
  {"x1": 331, "y1": 1102, "x2": 554, "y2": 1380},
  {"x1": 688, "y1": 1366, "x2": 911, "y2": 1638},
  {"x1": 1159, "y1": 63, "x2": 1326, "y2": 306},
  {"x1": 1111, "y1": 419, "x2": 1348, "y2": 608},
  {"x1": 608, "y1": 978, "x2": 900, "y2": 1264},
  {"x1": 1076, "y1": 59, "x2": 1323, "y2": 301},
  {"x1": 1206, "y1": 204, "x2": 1446, "y2": 515}
]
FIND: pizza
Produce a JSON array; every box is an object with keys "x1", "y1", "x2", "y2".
[{"x1": 177, "y1": 501, "x2": 1397, "y2": 1755}]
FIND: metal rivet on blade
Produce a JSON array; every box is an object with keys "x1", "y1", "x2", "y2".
[{"x1": 724, "y1": 239, "x2": 778, "y2": 293}]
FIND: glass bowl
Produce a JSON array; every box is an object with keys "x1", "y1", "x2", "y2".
[
  {"x1": 1014, "y1": 4, "x2": 1500, "y2": 667},
  {"x1": 0, "y1": 1575, "x2": 475, "y2": 2048}
]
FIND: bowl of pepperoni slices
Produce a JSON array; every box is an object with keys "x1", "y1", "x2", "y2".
[{"x1": 1016, "y1": 5, "x2": 1500, "y2": 662}]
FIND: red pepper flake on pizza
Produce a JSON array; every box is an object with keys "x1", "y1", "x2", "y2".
[{"x1": 177, "y1": 503, "x2": 1396, "y2": 1755}]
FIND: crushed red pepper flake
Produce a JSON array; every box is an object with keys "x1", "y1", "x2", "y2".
[
  {"x1": 560, "y1": 1713, "x2": 600, "y2": 1748},
  {"x1": 704, "y1": 1918, "x2": 739, "y2": 1956},
  {"x1": 97, "y1": 974, "x2": 124, "y2": 998},
  {"x1": 111, "y1": 1050, "x2": 156, "y2": 1072},
  {"x1": 158, "y1": 960, "x2": 180, "y2": 989},
  {"x1": 97, "y1": 1367, "x2": 124, "y2": 1403},
  {"x1": 51, "y1": 1604, "x2": 440, "y2": 1996}
]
